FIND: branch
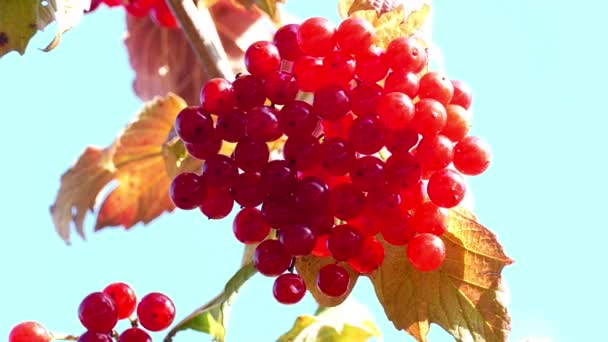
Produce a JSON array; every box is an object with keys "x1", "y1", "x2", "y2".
[{"x1": 166, "y1": 0, "x2": 235, "y2": 80}]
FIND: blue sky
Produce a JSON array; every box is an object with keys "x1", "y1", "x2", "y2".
[{"x1": 1, "y1": 1, "x2": 606, "y2": 341}]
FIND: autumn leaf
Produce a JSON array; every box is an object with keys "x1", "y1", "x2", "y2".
[
  {"x1": 50, "y1": 94, "x2": 192, "y2": 243},
  {"x1": 229, "y1": 0, "x2": 285, "y2": 22},
  {"x1": 341, "y1": 0, "x2": 405, "y2": 17},
  {"x1": 278, "y1": 299, "x2": 381, "y2": 342},
  {"x1": 369, "y1": 208, "x2": 512, "y2": 342},
  {"x1": 125, "y1": 0, "x2": 276, "y2": 105},
  {"x1": 294, "y1": 255, "x2": 359, "y2": 307}
]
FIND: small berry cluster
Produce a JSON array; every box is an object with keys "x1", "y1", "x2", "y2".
[
  {"x1": 9, "y1": 283, "x2": 175, "y2": 342},
  {"x1": 170, "y1": 16, "x2": 491, "y2": 303},
  {"x1": 87, "y1": 0, "x2": 178, "y2": 29}
]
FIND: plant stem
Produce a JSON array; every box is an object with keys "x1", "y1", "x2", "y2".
[
  {"x1": 51, "y1": 333, "x2": 79, "y2": 341},
  {"x1": 166, "y1": 0, "x2": 235, "y2": 80}
]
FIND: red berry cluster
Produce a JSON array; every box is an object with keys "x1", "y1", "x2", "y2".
[
  {"x1": 87, "y1": 0, "x2": 178, "y2": 29},
  {"x1": 9, "y1": 283, "x2": 175, "y2": 342},
  {"x1": 170, "y1": 16, "x2": 491, "y2": 302}
]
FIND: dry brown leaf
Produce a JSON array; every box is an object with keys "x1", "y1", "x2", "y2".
[
  {"x1": 295, "y1": 255, "x2": 359, "y2": 307},
  {"x1": 369, "y1": 209, "x2": 512, "y2": 342},
  {"x1": 125, "y1": 0, "x2": 276, "y2": 105},
  {"x1": 51, "y1": 94, "x2": 190, "y2": 243}
]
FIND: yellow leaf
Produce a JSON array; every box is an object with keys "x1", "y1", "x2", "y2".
[
  {"x1": 230, "y1": 0, "x2": 285, "y2": 21},
  {"x1": 339, "y1": 0, "x2": 407, "y2": 17},
  {"x1": 294, "y1": 255, "x2": 359, "y2": 307},
  {"x1": 369, "y1": 209, "x2": 513, "y2": 342},
  {"x1": 50, "y1": 94, "x2": 188, "y2": 243}
]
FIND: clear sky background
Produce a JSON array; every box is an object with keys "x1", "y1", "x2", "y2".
[{"x1": 1, "y1": 1, "x2": 606, "y2": 341}]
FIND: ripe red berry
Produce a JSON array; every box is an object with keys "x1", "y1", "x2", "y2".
[
  {"x1": 355, "y1": 46, "x2": 389, "y2": 83},
  {"x1": 262, "y1": 195, "x2": 300, "y2": 229},
  {"x1": 260, "y1": 160, "x2": 297, "y2": 197},
  {"x1": 450, "y1": 80, "x2": 473, "y2": 109},
  {"x1": 348, "y1": 236, "x2": 384, "y2": 274},
  {"x1": 150, "y1": 1, "x2": 178, "y2": 29},
  {"x1": 233, "y1": 74, "x2": 266, "y2": 110},
  {"x1": 279, "y1": 225, "x2": 316, "y2": 256},
  {"x1": 384, "y1": 127, "x2": 419, "y2": 155},
  {"x1": 349, "y1": 81, "x2": 382, "y2": 117},
  {"x1": 202, "y1": 154, "x2": 238, "y2": 189},
  {"x1": 384, "y1": 70, "x2": 419, "y2": 98},
  {"x1": 312, "y1": 234, "x2": 331, "y2": 257},
  {"x1": 78, "y1": 292, "x2": 118, "y2": 333},
  {"x1": 245, "y1": 41, "x2": 281, "y2": 77},
  {"x1": 283, "y1": 136, "x2": 320, "y2": 171},
  {"x1": 375, "y1": 92, "x2": 415, "y2": 129},
  {"x1": 415, "y1": 134, "x2": 454, "y2": 173},
  {"x1": 385, "y1": 36, "x2": 427, "y2": 73},
  {"x1": 273, "y1": 273, "x2": 306, "y2": 304},
  {"x1": 278, "y1": 100, "x2": 319, "y2": 138},
  {"x1": 254, "y1": 239, "x2": 292, "y2": 276},
  {"x1": 313, "y1": 85, "x2": 351, "y2": 121},
  {"x1": 215, "y1": 108, "x2": 246, "y2": 143},
  {"x1": 263, "y1": 71, "x2": 298, "y2": 105},
  {"x1": 350, "y1": 156, "x2": 387, "y2": 192},
  {"x1": 399, "y1": 180, "x2": 427, "y2": 210},
  {"x1": 200, "y1": 78, "x2": 236, "y2": 115},
  {"x1": 335, "y1": 18, "x2": 374, "y2": 54},
  {"x1": 441, "y1": 104, "x2": 471, "y2": 142},
  {"x1": 406, "y1": 233, "x2": 446, "y2": 271},
  {"x1": 103, "y1": 282, "x2": 137, "y2": 319},
  {"x1": 380, "y1": 213, "x2": 416, "y2": 246},
  {"x1": 293, "y1": 176, "x2": 330, "y2": 210},
  {"x1": 322, "y1": 51, "x2": 356, "y2": 86},
  {"x1": 245, "y1": 106, "x2": 281, "y2": 142},
  {"x1": 77, "y1": 332, "x2": 113, "y2": 342},
  {"x1": 234, "y1": 138, "x2": 269, "y2": 173},
  {"x1": 170, "y1": 172, "x2": 206, "y2": 210},
  {"x1": 318, "y1": 138, "x2": 356, "y2": 176},
  {"x1": 184, "y1": 133, "x2": 222, "y2": 160},
  {"x1": 385, "y1": 152, "x2": 421, "y2": 191},
  {"x1": 231, "y1": 172, "x2": 267, "y2": 208},
  {"x1": 329, "y1": 182, "x2": 366, "y2": 220},
  {"x1": 410, "y1": 201, "x2": 448, "y2": 236},
  {"x1": 453, "y1": 136, "x2": 491, "y2": 175},
  {"x1": 327, "y1": 224, "x2": 363, "y2": 261},
  {"x1": 118, "y1": 327, "x2": 152, "y2": 342},
  {"x1": 297, "y1": 17, "x2": 336, "y2": 57},
  {"x1": 317, "y1": 264, "x2": 350, "y2": 297},
  {"x1": 233, "y1": 208, "x2": 271, "y2": 243},
  {"x1": 427, "y1": 169, "x2": 466, "y2": 208},
  {"x1": 9, "y1": 321, "x2": 52, "y2": 342},
  {"x1": 273, "y1": 24, "x2": 304, "y2": 61},
  {"x1": 349, "y1": 115, "x2": 385, "y2": 155},
  {"x1": 418, "y1": 71, "x2": 454, "y2": 105},
  {"x1": 199, "y1": 187, "x2": 234, "y2": 219},
  {"x1": 137, "y1": 292, "x2": 176, "y2": 332},
  {"x1": 293, "y1": 56, "x2": 327, "y2": 92},
  {"x1": 410, "y1": 98, "x2": 447, "y2": 137},
  {"x1": 174, "y1": 106, "x2": 214, "y2": 144}
]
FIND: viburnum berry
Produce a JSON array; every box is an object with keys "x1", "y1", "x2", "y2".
[
  {"x1": 262, "y1": 194, "x2": 300, "y2": 229},
  {"x1": 293, "y1": 56, "x2": 327, "y2": 92},
  {"x1": 118, "y1": 327, "x2": 152, "y2": 342},
  {"x1": 200, "y1": 187, "x2": 234, "y2": 219},
  {"x1": 384, "y1": 127, "x2": 419, "y2": 154},
  {"x1": 169, "y1": 172, "x2": 206, "y2": 210},
  {"x1": 329, "y1": 182, "x2": 366, "y2": 220},
  {"x1": 232, "y1": 172, "x2": 267, "y2": 208},
  {"x1": 415, "y1": 134, "x2": 454, "y2": 173},
  {"x1": 335, "y1": 17, "x2": 374, "y2": 54},
  {"x1": 406, "y1": 233, "x2": 446, "y2": 271},
  {"x1": 441, "y1": 104, "x2": 471, "y2": 142},
  {"x1": 450, "y1": 79, "x2": 473, "y2": 109},
  {"x1": 312, "y1": 84, "x2": 351, "y2": 121},
  {"x1": 312, "y1": 234, "x2": 331, "y2": 257},
  {"x1": 233, "y1": 74, "x2": 266, "y2": 110},
  {"x1": 410, "y1": 201, "x2": 448, "y2": 236},
  {"x1": 175, "y1": 107, "x2": 214, "y2": 144},
  {"x1": 384, "y1": 70, "x2": 419, "y2": 98},
  {"x1": 77, "y1": 332, "x2": 113, "y2": 342},
  {"x1": 385, "y1": 36, "x2": 427, "y2": 73},
  {"x1": 234, "y1": 138, "x2": 270, "y2": 173},
  {"x1": 273, "y1": 273, "x2": 306, "y2": 304},
  {"x1": 418, "y1": 71, "x2": 454, "y2": 105},
  {"x1": 293, "y1": 176, "x2": 330, "y2": 210},
  {"x1": 245, "y1": 41, "x2": 281, "y2": 77},
  {"x1": 137, "y1": 292, "x2": 176, "y2": 332},
  {"x1": 375, "y1": 92, "x2": 415, "y2": 130},
  {"x1": 215, "y1": 108, "x2": 247, "y2": 143},
  {"x1": 202, "y1": 154, "x2": 238, "y2": 189},
  {"x1": 322, "y1": 51, "x2": 356, "y2": 87},
  {"x1": 355, "y1": 45, "x2": 389, "y2": 83},
  {"x1": 350, "y1": 156, "x2": 387, "y2": 192},
  {"x1": 103, "y1": 282, "x2": 137, "y2": 319},
  {"x1": 349, "y1": 115, "x2": 385, "y2": 155},
  {"x1": 427, "y1": 169, "x2": 466, "y2": 208},
  {"x1": 124, "y1": 0, "x2": 155, "y2": 18},
  {"x1": 233, "y1": 207, "x2": 271, "y2": 243},
  {"x1": 410, "y1": 98, "x2": 447, "y2": 137},
  {"x1": 200, "y1": 78, "x2": 236, "y2": 116},
  {"x1": 327, "y1": 224, "x2": 363, "y2": 261},
  {"x1": 246, "y1": 106, "x2": 282, "y2": 142},
  {"x1": 273, "y1": 23, "x2": 304, "y2": 61},
  {"x1": 263, "y1": 71, "x2": 298, "y2": 105},
  {"x1": 349, "y1": 81, "x2": 383, "y2": 117},
  {"x1": 253, "y1": 239, "x2": 292, "y2": 276},
  {"x1": 453, "y1": 136, "x2": 491, "y2": 175},
  {"x1": 305, "y1": 209, "x2": 335, "y2": 236},
  {"x1": 348, "y1": 236, "x2": 385, "y2": 274},
  {"x1": 399, "y1": 180, "x2": 427, "y2": 210},
  {"x1": 385, "y1": 152, "x2": 421, "y2": 191},
  {"x1": 279, "y1": 225, "x2": 317, "y2": 256},
  {"x1": 260, "y1": 160, "x2": 297, "y2": 197},
  {"x1": 318, "y1": 138, "x2": 356, "y2": 176},
  {"x1": 283, "y1": 135, "x2": 320, "y2": 171},
  {"x1": 380, "y1": 213, "x2": 416, "y2": 246},
  {"x1": 278, "y1": 100, "x2": 318, "y2": 138},
  {"x1": 78, "y1": 292, "x2": 118, "y2": 333},
  {"x1": 316, "y1": 263, "x2": 350, "y2": 297},
  {"x1": 9, "y1": 321, "x2": 52, "y2": 342},
  {"x1": 184, "y1": 133, "x2": 222, "y2": 160},
  {"x1": 297, "y1": 17, "x2": 336, "y2": 57}
]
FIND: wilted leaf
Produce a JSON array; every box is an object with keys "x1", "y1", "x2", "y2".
[
  {"x1": 295, "y1": 255, "x2": 359, "y2": 307},
  {"x1": 0, "y1": 0, "x2": 89, "y2": 57},
  {"x1": 278, "y1": 299, "x2": 381, "y2": 342},
  {"x1": 125, "y1": 0, "x2": 276, "y2": 105},
  {"x1": 369, "y1": 209, "x2": 513, "y2": 342},
  {"x1": 51, "y1": 94, "x2": 188, "y2": 243},
  {"x1": 165, "y1": 263, "x2": 257, "y2": 342}
]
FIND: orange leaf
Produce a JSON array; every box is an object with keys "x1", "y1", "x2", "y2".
[
  {"x1": 51, "y1": 94, "x2": 192, "y2": 243},
  {"x1": 369, "y1": 209, "x2": 512, "y2": 342},
  {"x1": 295, "y1": 255, "x2": 359, "y2": 307}
]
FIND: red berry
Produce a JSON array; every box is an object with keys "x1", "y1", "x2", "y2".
[
  {"x1": 293, "y1": 176, "x2": 329, "y2": 210},
  {"x1": 262, "y1": 195, "x2": 300, "y2": 228},
  {"x1": 348, "y1": 236, "x2": 384, "y2": 273},
  {"x1": 410, "y1": 98, "x2": 447, "y2": 137},
  {"x1": 350, "y1": 156, "x2": 387, "y2": 192},
  {"x1": 399, "y1": 180, "x2": 427, "y2": 210},
  {"x1": 78, "y1": 292, "x2": 118, "y2": 333},
  {"x1": 233, "y1": 74, "x2": 266, "y2": 110},
  {"x1": 384, "y1": 70, "x2": 419, "y2": 98},
  {"x1": 174, "y1": 106, "x2": 214, "y2": 144},
  {"x1": 380, "y1": 213, "x2": 416, "y2": 246},
  {"x1": 327, "y1": 224, "x2": 363, "y2": 261},
  {"x1": 450, "y1": 80, "x2": 472, "y2": 109},
  {"x1": 263, "y1": 71, "x2": 298, "y2": 105},
  {"x1": 418, "y1": 71, "x2": 454, "y2": 105},
  {"x1": 125, "y1": 0, "x2": 154, "y2": 18},
  {"x1": 278, "y1": 100, "x2": 319, "y2": 138},
  {"x1": 137, "y1": 292, "x2": 176, "y2": 332},
  {"x1": 77, "y1": 332, "x2": 113, "y2": 342},
  {"x1": 321, "y1": 112, "x2": 355, "y2": 139},
  {"x1": 335, "y1": 18, "x2": 374, "y2": 54},
  {"x1": 349, "y1": 81, "x2": 382, "y2": 117},
  {"x1": 441, "y1": 104, "x2": 471, "y2": 142},
  {"x1": 427, "y1": 169, "x2": 466, "y2": 208},
  {"x1": 385, "y1": 37, "x2": 427, "y2": 72},
  {"x1": 200, "y1": 78, "x2": 236, "y2": 116},
  {"x1": 283, "y1": 136, "x2": 320, "y2": 171},
  {"x1": 260, "y1": 160, "x2": 297, "y2": 197},
  {"x1": 375, "y1": 92, "x2": 415, "y2": 130},
  {"x1": 453, "y1": 136, "x2": 491, "y2": 175},
  {"x1": 279, "y1": 225, "x2": 316, "y2": 256},
  {"x1": 355, "y1": 46, "x2": 389, "y2": 83},
  {"x1": 202, "y1": 154, "x2": 238, "y2": 189},
  {"x1": 216, "y1": 108, "x2": 246, "y2": 143},
  {"x1": 245, "y1": 106, "x2": 281, "y2": 142},
  {"x1": 103, "y1": 0, "x2": 121, "y2": 6},
  {"x1": 273, "y1": 273, "x2": 306, "y2": 304},
  {"x1": 365, "y1": 188, "x2": 402, "y2": 220},
  {"x1": 297, "y1": 17, "x2": 336, "y2": 57},
  {"x1": 234, "y1": 138, "x2": 269, "y2": 173},
  {"x1": 273, "y1": 24, "x2": 304, "y2": 61},
  {"x1": 103, "y1": 282, "x2": 137, "y2": 319},
  {"x1": 415, "y1": 134, "x2": 454, "y2": 173},
  {"x1": 199, "y1": 187, "x2": 234, "y2": 219},
  {"x1": 233, "y1": 208, "x2": 271, "y2": 243},
  {"x1": 323, "y1": 51, "x2": 356, "y2": 86},
  {"x1": 253, "y1": 239, "x2": 291, "y2": 276},
  {"x1": 245, "y1": 41, "x2": 281, "y2": 77},
  {"x1": 184, "y1": 133, "x2": 222, "y2": 160},
  {"x1": 312, "y1": 234, "x2": 331, "y2": 257},
  {"x1": 384, "y1": 127, "x2": 419, "y2": 155},
  {"x1": 232, "y1": 172, "x2": 267, "y2": 208},
  {"x1": 349, "y1": 115, "x2": 385, "y2": 155},
  {"x1": 118, "y1": 327, "x2": 152, "y2": 342},
  {"x1": 410, "y1": 201, "x2": 448, "y2": 236},
  {"x1": 170, "y1": 172, "x2": 206, "y2": 210},
  {"x1": 149, "y1": 1, "x2": 178, "y2": 29},
  {"x1": 329, "y1": 182, "x2": 366, "y2": 220},
  {"x1": 317, "y1": 264, "x2": 350, "y2": 297},
  {"x1": 406, "y1": 233, "x2": 446, "y2": 271},
  {"x1": 313, "y1": 84, "x2": 351, "y2": 121},
  {"x1": 318, "y1": 138, "x2": 356, "y2": 176},
  {"x1": 9, "y1": 322, "x2": 51, "y2": 342},
  {"x1": 385, "y1": 152, "x2": 421, "y2": 191},
  {"x1": 293, "y1": 56, "x2": 327, "y2": 92}
]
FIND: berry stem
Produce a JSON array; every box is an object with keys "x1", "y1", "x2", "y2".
[
  {"x1": 129, "y1": 317, "x2": 139, "y2": 328},
  {"x1": 165, "y1": 0, "x2": 234, "y2": 80},
  {"x1": 50, "y1": 332, "x2": 79, "y2": 341}
]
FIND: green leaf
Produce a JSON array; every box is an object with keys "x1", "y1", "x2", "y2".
[
  {"x1": 165, "y1": 263, "x2": 257, "y2": 342},
  {"x1": 278, "y1": 298, "x2": 381, "y2": 342}
]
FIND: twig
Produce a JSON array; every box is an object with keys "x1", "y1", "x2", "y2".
[{"x1": 166, "y1": 0, "x2": 235, "y2": 80}]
